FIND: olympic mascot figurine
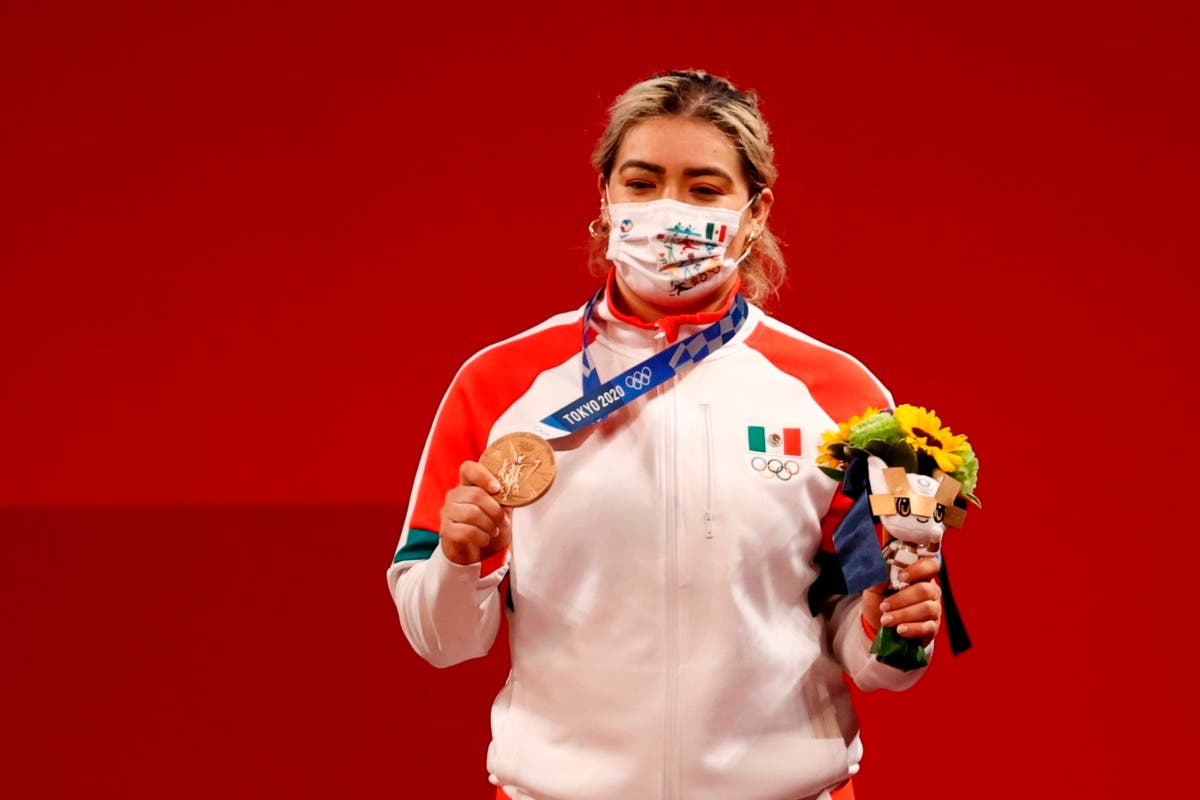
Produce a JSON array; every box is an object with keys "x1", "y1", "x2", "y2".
[{"x1": 815, "y1": 405, "x2": 981, "y2": 671}]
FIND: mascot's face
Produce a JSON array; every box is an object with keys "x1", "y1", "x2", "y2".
[{"x1": 866, "y1": 455, "x2": 950, "y2": 547}]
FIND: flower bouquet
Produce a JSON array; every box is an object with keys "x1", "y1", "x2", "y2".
[{"x1": 818, "y1": 405, "x2": 980, "y2": 671}]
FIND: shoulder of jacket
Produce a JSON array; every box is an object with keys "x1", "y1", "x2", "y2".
[
  {"x1": 452, "y1": 306, "x2": 584, "y2": 389},
  {"x1": 743, "y1": 313, "x2": 894, "y2": 415},
  {"x1": 744, "y1": 312, "x2": 871, "y2": 370}
]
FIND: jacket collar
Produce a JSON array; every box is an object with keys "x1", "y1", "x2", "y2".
[{"x1": 596, "y1": 269, "x2": 742, "y2": 346}]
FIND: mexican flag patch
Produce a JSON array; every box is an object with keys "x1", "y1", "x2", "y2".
[{"x1": 746, "y1": 426, "x2": 801, "y2": 456}]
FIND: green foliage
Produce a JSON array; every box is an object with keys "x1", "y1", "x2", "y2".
[
  {"x1": 870, "y1": 626, "x2": 929, "y2": 672},
  {"x1": 951, "y1": 440, "x2": 980, "y2": 502},
  {"x1": 848, "y1": 413, "x2": 902, "y2": 449}
]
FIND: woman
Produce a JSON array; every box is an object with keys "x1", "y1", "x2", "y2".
[{"x1": 387, "y1": 70, "x2": 943, "y2": 800}]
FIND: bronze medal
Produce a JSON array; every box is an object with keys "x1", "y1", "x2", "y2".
[{"x1": 479, "y1": 432, "x2": 557, "y2": 507}]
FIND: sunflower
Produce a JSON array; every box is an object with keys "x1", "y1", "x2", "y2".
[
  {"x1": 818, "y1": 407, "x2": 881, "y2": 467},
  {"x1": 816, "y1": 427, "x2": 847, "y2": 468},
  {"x1": 893, "y1": 405, "x2": 967, "y2": 473}
]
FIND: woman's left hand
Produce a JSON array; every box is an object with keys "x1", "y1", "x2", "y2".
[{"x1": 860, "y1": 557, "x2": 942, "y2": 646}]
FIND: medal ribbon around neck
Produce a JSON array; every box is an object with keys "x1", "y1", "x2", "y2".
[{"x1": 531, "y1": 289, "x2": 749, "y2": 440}]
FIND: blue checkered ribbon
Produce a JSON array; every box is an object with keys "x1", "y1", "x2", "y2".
[{"x1": 534, "y1": 289, "x2": 748, "y2": 439}]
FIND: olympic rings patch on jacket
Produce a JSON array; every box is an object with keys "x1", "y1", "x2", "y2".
[{"x1": 750, "y1": 456, "x2": 802, "y2": 481}]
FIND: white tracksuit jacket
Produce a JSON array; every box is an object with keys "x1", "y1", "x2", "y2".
[{"x1": 387, "y1": 283, "x2": 931, "y2": 800}]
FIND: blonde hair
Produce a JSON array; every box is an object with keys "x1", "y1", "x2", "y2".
[{"x1": 588, "y1": 69, "x2": 786, "y2": 305}]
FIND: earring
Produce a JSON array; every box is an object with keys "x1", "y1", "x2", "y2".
[{"x1": 588, "y1": 198, "x2": 609, "y2": 239}]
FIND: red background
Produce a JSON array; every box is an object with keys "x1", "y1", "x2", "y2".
[{"x1": 3, "y1": 1, "x2": 1196, "y2": 797}]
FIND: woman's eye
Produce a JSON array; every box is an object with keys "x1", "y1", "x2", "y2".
[
  {"x1": 626, "y1": 180, "x2": 653, "y2": 190},
  {"x1": 691, "y1": 185, "x2": 721, "y2": 197}
]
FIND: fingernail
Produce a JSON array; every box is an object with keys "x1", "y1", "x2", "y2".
[
  {"x1": 897, "y1": 624, "x2": 908, "y2": 635},
  {"x1": 489, "y1": 480, "x2": 501, "y2": 492},
  {"x1": 879, "y1": 601, "x2": 890, "y2": 612},
  {"x1": 880, "y1": 614, "x2": 894, "y2": 627},
  {"x1": 898, "y1": 571, "x2": 910, "y2": 583}
]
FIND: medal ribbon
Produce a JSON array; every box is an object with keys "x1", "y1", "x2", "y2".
[{"x1": 533, "y1": 290, "x2": 748, "y2": 439}]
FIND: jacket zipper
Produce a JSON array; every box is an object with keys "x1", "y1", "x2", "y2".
[
  {"x1": 662, "y1": 342, "x2": 680, "y2": 799},
  {"x1": 701, "y1": 402, "x2": 715, "y2": 539}
]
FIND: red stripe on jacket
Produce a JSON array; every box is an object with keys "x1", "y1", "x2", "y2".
[
  {"x1": 745, "y1": 323, "x2": 891, "y2": 540},
  {"x1": 744, "y1": 324, "x2": 890, "y2": 424},
  {"x1": 409, "y1": 321, "x2": 582, "y2": 572}
]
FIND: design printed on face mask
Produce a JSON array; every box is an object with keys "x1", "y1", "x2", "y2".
[
  {"x1": 664, "y1": 221, "x2": 701, "y2": 237},
  {"x1": 663, "y1": 224, "x2": 725, "y2": 263},
  {"x1": 704, "y1": 222, "x2": 729, "y2": 244},
  {"x1": 605, "y1": 196, "x2": 753, "y2": 308},
  {"x1": 658, "y1": 222, "x2": 723, "y2": 265},
  {"x1": 669, "y1": 265, "x2": 721, "y2": 296}
]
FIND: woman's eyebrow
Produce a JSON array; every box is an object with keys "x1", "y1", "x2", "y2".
[
  {"x1": 617, "y1": 159, "x2": 665, "y2": 174},
  {"x1": 682, "y1": 166, "x2": 734, "y2": 182},
  {"x1": 617, "y1": 160, "x2": 734, "y2": 183}
]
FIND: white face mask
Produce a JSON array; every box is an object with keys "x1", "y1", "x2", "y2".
[{"x1": 605, "y1": 195, "x2": 755, "y2": 308}]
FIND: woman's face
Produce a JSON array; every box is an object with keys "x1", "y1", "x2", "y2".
[{"x1": 604, "y1": 115, "x2": 772, "y2": 263}]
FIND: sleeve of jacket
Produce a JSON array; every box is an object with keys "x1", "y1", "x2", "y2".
[
  {"x1": 385, "y1": 354, "x2": 513, "y2": 669},
  {"x1": 385, "y1": 312, "x2": 581, "y2": 668},
  {"x1": 389, "y1": 546, "x2": 508, "y2": 669},
  {"x1": 816, "y1": 491, "x2": 933, "y2": 691},
  {"x1": 806, "y1": 356, "x2": 934, "y2": 690},
  {"x1": 826, "y1": 593, "x2": 933, "y2": 692}
]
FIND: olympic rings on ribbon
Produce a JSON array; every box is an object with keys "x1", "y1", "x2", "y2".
[
  {"x1": 625, "y1": 366, "x2": 653, "y2": 390},
  {"x1": 750, "y1": 456, "x2": 802, "y2": 481}
]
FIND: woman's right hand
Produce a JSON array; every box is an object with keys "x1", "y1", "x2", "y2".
[{"x1": 439, "y1": 460, "x2": 512, "y2": 565}]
